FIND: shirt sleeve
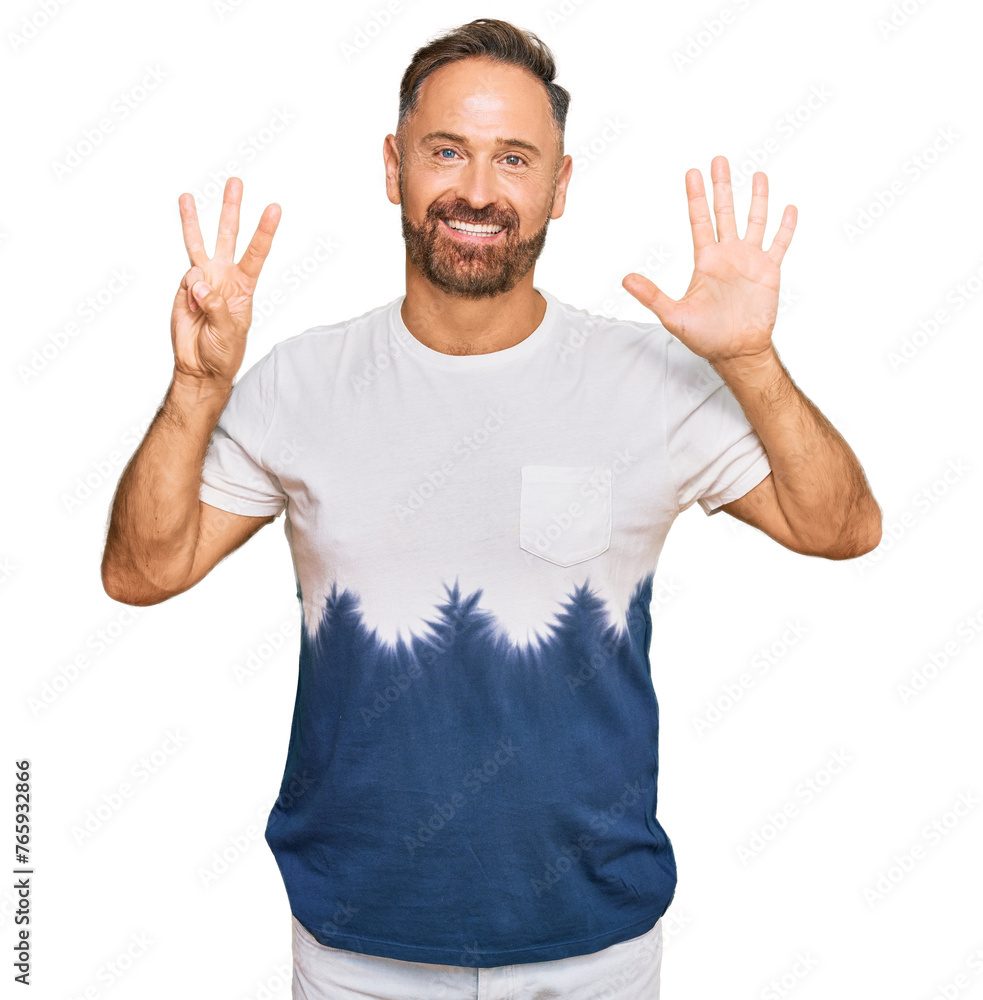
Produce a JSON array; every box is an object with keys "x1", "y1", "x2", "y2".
[
  {"x1": 663, "y1": 333, "x2": 772, "y2": 516},
  {"x1": 199, "y1": 347, "x2": 288, "y2": 518}
]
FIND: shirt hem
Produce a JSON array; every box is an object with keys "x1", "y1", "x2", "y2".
[
  {"x1": 295, "y1": 908, "x2": 668, "y2": 968},
  {"x1": 699, "y1": 452, "x2": 772, "y2": 516},
  {"x1": 199, "y1": 483, "x2": 286, "y2": 517}
]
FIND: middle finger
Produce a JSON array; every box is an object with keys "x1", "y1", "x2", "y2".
[
  {"x1": 214, "y1": 176, "x2": 243, "y2": 261},
  {"x1": 710, "y1": 155, "x2": 739, "y2": 241}
]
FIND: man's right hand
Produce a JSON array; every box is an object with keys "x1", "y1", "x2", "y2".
[{"x1": 171, "y1": 176, "x2": 281, "y2": 388}]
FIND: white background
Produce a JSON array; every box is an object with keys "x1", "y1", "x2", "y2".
[{"x1": 3, "y1": 0, "x2": 982, "y2": 997}]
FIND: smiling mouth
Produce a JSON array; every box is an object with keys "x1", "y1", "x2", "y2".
[{"x1": 442, "y1": 218, "x2": 506, "y2": 238}]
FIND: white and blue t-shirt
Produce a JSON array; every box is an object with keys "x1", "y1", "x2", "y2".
[{"x1": 199, "y1": 287, "x2": 771, "y2": 967}]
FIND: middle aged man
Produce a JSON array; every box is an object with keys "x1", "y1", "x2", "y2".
[{"x1": 101, "y1": 17, "x2": 882, "y2": 1000}]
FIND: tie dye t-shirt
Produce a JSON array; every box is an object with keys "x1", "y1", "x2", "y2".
[{"x1": 199, "y1": 287, "x2": 771, "y2": 967}]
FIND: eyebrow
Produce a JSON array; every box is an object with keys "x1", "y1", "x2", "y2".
[{"x1": 418, "y1": 130, "x2": 542, "y2": 157}]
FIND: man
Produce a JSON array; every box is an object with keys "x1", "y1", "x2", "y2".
[{"x1": 101, "y1": 17, "x2": 881, "y2": 1000}]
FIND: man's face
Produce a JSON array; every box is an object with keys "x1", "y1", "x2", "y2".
[{"x1": 385, "y1": 56, "x2": 573, "y2": 300}]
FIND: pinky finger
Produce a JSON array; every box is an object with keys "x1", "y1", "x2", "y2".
[{"x1": 767, "y1": 204, "x2": 797, "y2": 265}]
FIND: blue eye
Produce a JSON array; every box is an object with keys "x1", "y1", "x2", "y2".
[{"x1": 439, "y1": 149, "x2": 457, "y2": 159}]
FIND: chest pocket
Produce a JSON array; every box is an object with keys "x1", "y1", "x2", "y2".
[{"x1": 519, "y1": 465, "x2": 612, "y2": 567}]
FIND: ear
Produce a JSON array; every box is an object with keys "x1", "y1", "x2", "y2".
[
  {"x1": 384, "y1": 134, "x2": 401, "y2": 206},
  {"x1": 549, "y1": 153, "x2": 574, "y2": 219}
]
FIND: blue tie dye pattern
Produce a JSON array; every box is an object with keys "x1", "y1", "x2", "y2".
[{"x1": 265, "y1": 570, "x2": 677, "y2": 967}]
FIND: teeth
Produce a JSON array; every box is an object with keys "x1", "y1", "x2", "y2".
[{"x1": 446, "y1": 219, "x2": 504, "y2": 235}]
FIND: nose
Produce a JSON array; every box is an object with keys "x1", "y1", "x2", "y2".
[{"x1": 455, "y1": 157, "x2": 498, "y2": 212}]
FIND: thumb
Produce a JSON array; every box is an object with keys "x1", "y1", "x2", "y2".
[
  {"x1": 191, "y1": 281, "x2": 233, "y2": 330},
  {"x1": 622, "y1": 273, "x2": 676, "y2": 325}
]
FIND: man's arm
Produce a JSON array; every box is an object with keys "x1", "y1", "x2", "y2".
[
  {"x1": 102, "y1": 176, "x2": 282, "y2": 605},
  {"x1": 101, "y1": 376, "x2": 275, "y2": 606},
  {"x1": 623, "y1": 155, "x2": 881, "y2": 558},
  {"x1": 712, "y1": 347, "x2": 882, "y2": 558}
]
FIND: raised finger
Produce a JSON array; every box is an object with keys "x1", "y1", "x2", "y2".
[
  {"x1": 710, "y1": 155, "x2": 739, "y2": 241},
  {"x1": 766, "y1": 204, "x2": 797, "y2": 266},
  {"x1": 178, "y1": 192, "x2": 208, "y2": 268},
  {"x1": 745, "y1": 171, "x2": 769, "y2": 247},
  {"x1": 685, "y1": 168, "x2": 716, "y2": 255},
  {"x1": 214, "y1": 177, "x2": 243, "y2": 261},
  {"x1": 237, "y1": 202, "x2": 282, "y2": 282}
]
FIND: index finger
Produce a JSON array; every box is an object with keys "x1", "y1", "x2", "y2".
[
  {"x1": 178, "y1": 192, "x2": 208, "y2": 268},
  {"x1": 236, "y1": 202, "x2": 282, "y2": 282}
]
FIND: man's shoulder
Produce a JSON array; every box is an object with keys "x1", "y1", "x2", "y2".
[
  {"x1": 271, "y1": 296, "x2": 399, "y2": 357},
  {"x1": 542, "y1": 288, "x2": 674, "y2": 360}
]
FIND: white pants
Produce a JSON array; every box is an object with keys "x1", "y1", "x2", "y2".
[{"x1": 291, "y1": 915, "x2": 662, "y2": 999}]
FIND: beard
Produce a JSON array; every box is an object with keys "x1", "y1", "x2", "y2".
[{"x1": 399, "y1": 176, "x2": 555, "y2": 300}]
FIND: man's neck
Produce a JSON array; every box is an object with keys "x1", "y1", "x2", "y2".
[{"x1": 400, "y1": 267, "x2": 547, "y2": 356}]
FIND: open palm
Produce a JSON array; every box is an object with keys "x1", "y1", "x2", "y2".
[{"x1": 623, "y1": 156, "x2": 796, "y2": 366}]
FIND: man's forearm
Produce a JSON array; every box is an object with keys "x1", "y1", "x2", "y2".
[
  {"x1": 711, "y1": 345, "x2": 881, "y2": 556},
  {"x1": 101, "y1": 374, "x2": 232, "y2": 603}
]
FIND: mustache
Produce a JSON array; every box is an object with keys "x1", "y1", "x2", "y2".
[{"x1": 425, "y1": 202, "x2": 516, "y2": 229}]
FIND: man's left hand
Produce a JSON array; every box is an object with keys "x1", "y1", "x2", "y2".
[{"x1": 622, "y1": 155, "x2": 796, "y2": 368}]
